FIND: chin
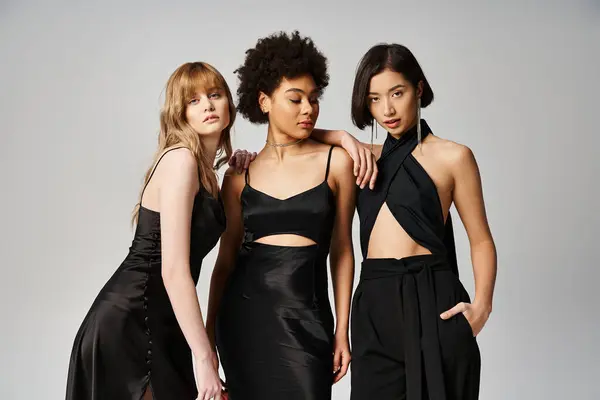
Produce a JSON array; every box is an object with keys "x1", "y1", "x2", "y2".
[
  {"x1": 198, "y1": 125, "x2": 225, "y2": 138},
  {"x1": 389, "y1": 126, "x2": 405, "y2": 135},
  {"x1": 203, "y1": 120, "x2": 229, "y2": 133},
  {"x1": 293, "y1": 129, "x2": 313, "y2": 140},
  {"x1": 386, "y1": 121, "x2": 410, "y2": 135}
]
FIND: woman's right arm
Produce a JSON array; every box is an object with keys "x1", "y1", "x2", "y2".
[
  {"x1": 157, "y1": 148, "x2": 223, "y2": 399},
  {"x1": 206, "y1": 167, "x2": 245, "y2": 350}
]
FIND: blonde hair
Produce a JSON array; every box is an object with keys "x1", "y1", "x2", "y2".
[{"x1": 131, "y1": 62, "x2": 236, "y2": 225}]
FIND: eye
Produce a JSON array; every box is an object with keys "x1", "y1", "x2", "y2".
[
  {"x1": 289, "y1": 99, "x2": 301, "y2": 104},
  {"x1": 309, "y1": 97, "x2": 319, "y2": 105},
  {"x1": 209, "y1": 92, "x2": 221, "y2": 99},
  {"x1": 392, "y1": 91, "x2": 403, "y2": 98},
  {"x1": 189, "y1": 98, "x2": 199, "y2": 105},
  {"x1": 369, "y1": 97, "x2": 379, "y2": 103}
]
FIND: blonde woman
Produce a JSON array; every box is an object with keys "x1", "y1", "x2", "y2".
[{"x1": 65, "y1": 62, "x2": 254, "y2": 400}]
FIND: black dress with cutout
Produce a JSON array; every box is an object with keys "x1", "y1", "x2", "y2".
[{"x1": 216, "y1": 146, "x2": 336, "y2": 400}]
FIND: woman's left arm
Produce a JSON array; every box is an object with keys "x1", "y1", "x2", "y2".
[
  {"x1": 328, "y1": 147, "x2": 357, "y2": 383},
  {"x1": 440, "y1": 145, "x2": 497, "y2": 336}
]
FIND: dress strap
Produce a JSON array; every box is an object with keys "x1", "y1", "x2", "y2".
[
  {"x1": 324, "y1": 145, "x2": 334, "y2": 180},
  {"x1": 140, "y1": 146, "x2": 187, "y2": 200}
]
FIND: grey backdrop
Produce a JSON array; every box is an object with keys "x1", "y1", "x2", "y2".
[{"x1": 1, "y1": 0, "x2": 598, "y2": 398}]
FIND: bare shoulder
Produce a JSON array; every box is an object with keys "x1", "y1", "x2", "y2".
[
  {"x1": 426, "y1": 135, "x2": 476, "y2": 169},
  {"x1": 304, "y1": 140, "x2": 352, "y2": 170},
  {"x1": 328, "y1": 146, "x2": 355, "y2": 188},
  {"x1": 156, "y1": 147, "x2": 198, "y2": 184},
  {"x1": 160, "y1": 146, "x2": 196, "y2": 166},
  {"x1": 329, "y1": 145, "x2": 354, "y2": 173}
]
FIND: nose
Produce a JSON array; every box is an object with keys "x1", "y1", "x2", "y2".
[
  {"x1": 300, "y1": 99, "x2": 315, "y2": 116},
  {"x1": 383, "y1": 98, "x2": 395, "y2": 117},
  {"x1": 203, "y1": 97, "x2": 215, "y2": 112}
]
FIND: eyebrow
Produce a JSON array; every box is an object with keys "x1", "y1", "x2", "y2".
[
  {"x1": 368, "y1": 84, "x2": 406, "y2": 95},
  {"x1": 189, "y1": 87, "x2": 222, "y2": 99},
  {"x1": 285, "y1": 88, "x2": 320, "y2": 95},
  {"x1": 194, "y1": 86, "x2": 221, "y2": 95}
]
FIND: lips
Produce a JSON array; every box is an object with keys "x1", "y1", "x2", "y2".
[
  {"x1": 203, "y1": 114, "x2": 219, "y2": 122},
  {"x1": 298, "y1": 120, "x2": 314, "y2": 128},
  {"x1": 384, "y1": 118, "x2": 400, "y2": 128}
]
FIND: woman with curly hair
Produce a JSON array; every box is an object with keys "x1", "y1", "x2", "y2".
[{"x1": 206, "y1": 31, "x2": 356, "y2": 399}]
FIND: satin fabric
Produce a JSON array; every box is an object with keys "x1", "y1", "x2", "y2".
[
  {"x1": 66, "y1": 148, "x2": 226, "y2": 400},
  {"x1": 216, "y1": 146, "x2": 336, "y2": 400}
]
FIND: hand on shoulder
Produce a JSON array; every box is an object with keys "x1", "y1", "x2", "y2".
[
  {"x1": 329, "y1": 146, "x2": 360, "y2": 191},
  {"x1": 221, "y1": 165, "x2": 246, "y2": 200},
  {"x1": 330, "y1": 146, "x2": 354, "y2": 174}
]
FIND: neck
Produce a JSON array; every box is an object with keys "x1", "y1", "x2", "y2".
[
  {"x1": 200, "y1": 132, "x2": 220, "y2": 165},
  {"x1": 265, "y1": 124, "x2": 307, "y2": 161}
]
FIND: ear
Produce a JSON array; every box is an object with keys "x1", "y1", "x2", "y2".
[
  {"x1": 258, "y1": 92, "x2": 271, "y2": 114},
  {"x1": 416, "y1": 80, "x2": 424, "y2": 98}
]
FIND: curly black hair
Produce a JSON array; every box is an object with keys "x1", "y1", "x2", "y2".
[{"x1": 235, "y1": 30, "x2": 329, "y2": 124}]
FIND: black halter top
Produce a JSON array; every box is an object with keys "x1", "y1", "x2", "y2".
[{"x1": 356, "y1": 119, "x2": 459, "y2": 275}]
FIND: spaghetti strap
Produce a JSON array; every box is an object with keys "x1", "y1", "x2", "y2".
[
  {"x1": 324, "y1": 145, "x2": 334, "y2": 181},
  {"x1": 140, "y1": 146, "x2": 186, "y2": 200}
]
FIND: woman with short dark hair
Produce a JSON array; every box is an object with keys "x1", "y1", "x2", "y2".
[{"x1": 315, "y1": 43, "x2": 497, "y2": 400}]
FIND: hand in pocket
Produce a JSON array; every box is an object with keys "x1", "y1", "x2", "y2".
[{"x1": 440, "y1": 301, "x2": 491, "y2": 337}]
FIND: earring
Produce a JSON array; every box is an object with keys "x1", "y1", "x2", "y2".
[
  {"x1": 370, "y1": 119, "x2": 374, "y2": 153},
  {"x1": 417, "y1": 98, "x2": 422, "y2": 143},
  {"x1": 417, "y1": 97, "x2": 423, "y2": 145}
]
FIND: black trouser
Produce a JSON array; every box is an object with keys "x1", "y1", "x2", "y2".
[{"x1": 350, "y1": 254, "x2": 481, "y2": 400}]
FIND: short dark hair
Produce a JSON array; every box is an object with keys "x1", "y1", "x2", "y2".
[
  {"x1": 235, "y1": 30, "x2": 329, "y2": 124},
  {"x1": 351, "y1": 43, "x2": 434, "y2": 130}
]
